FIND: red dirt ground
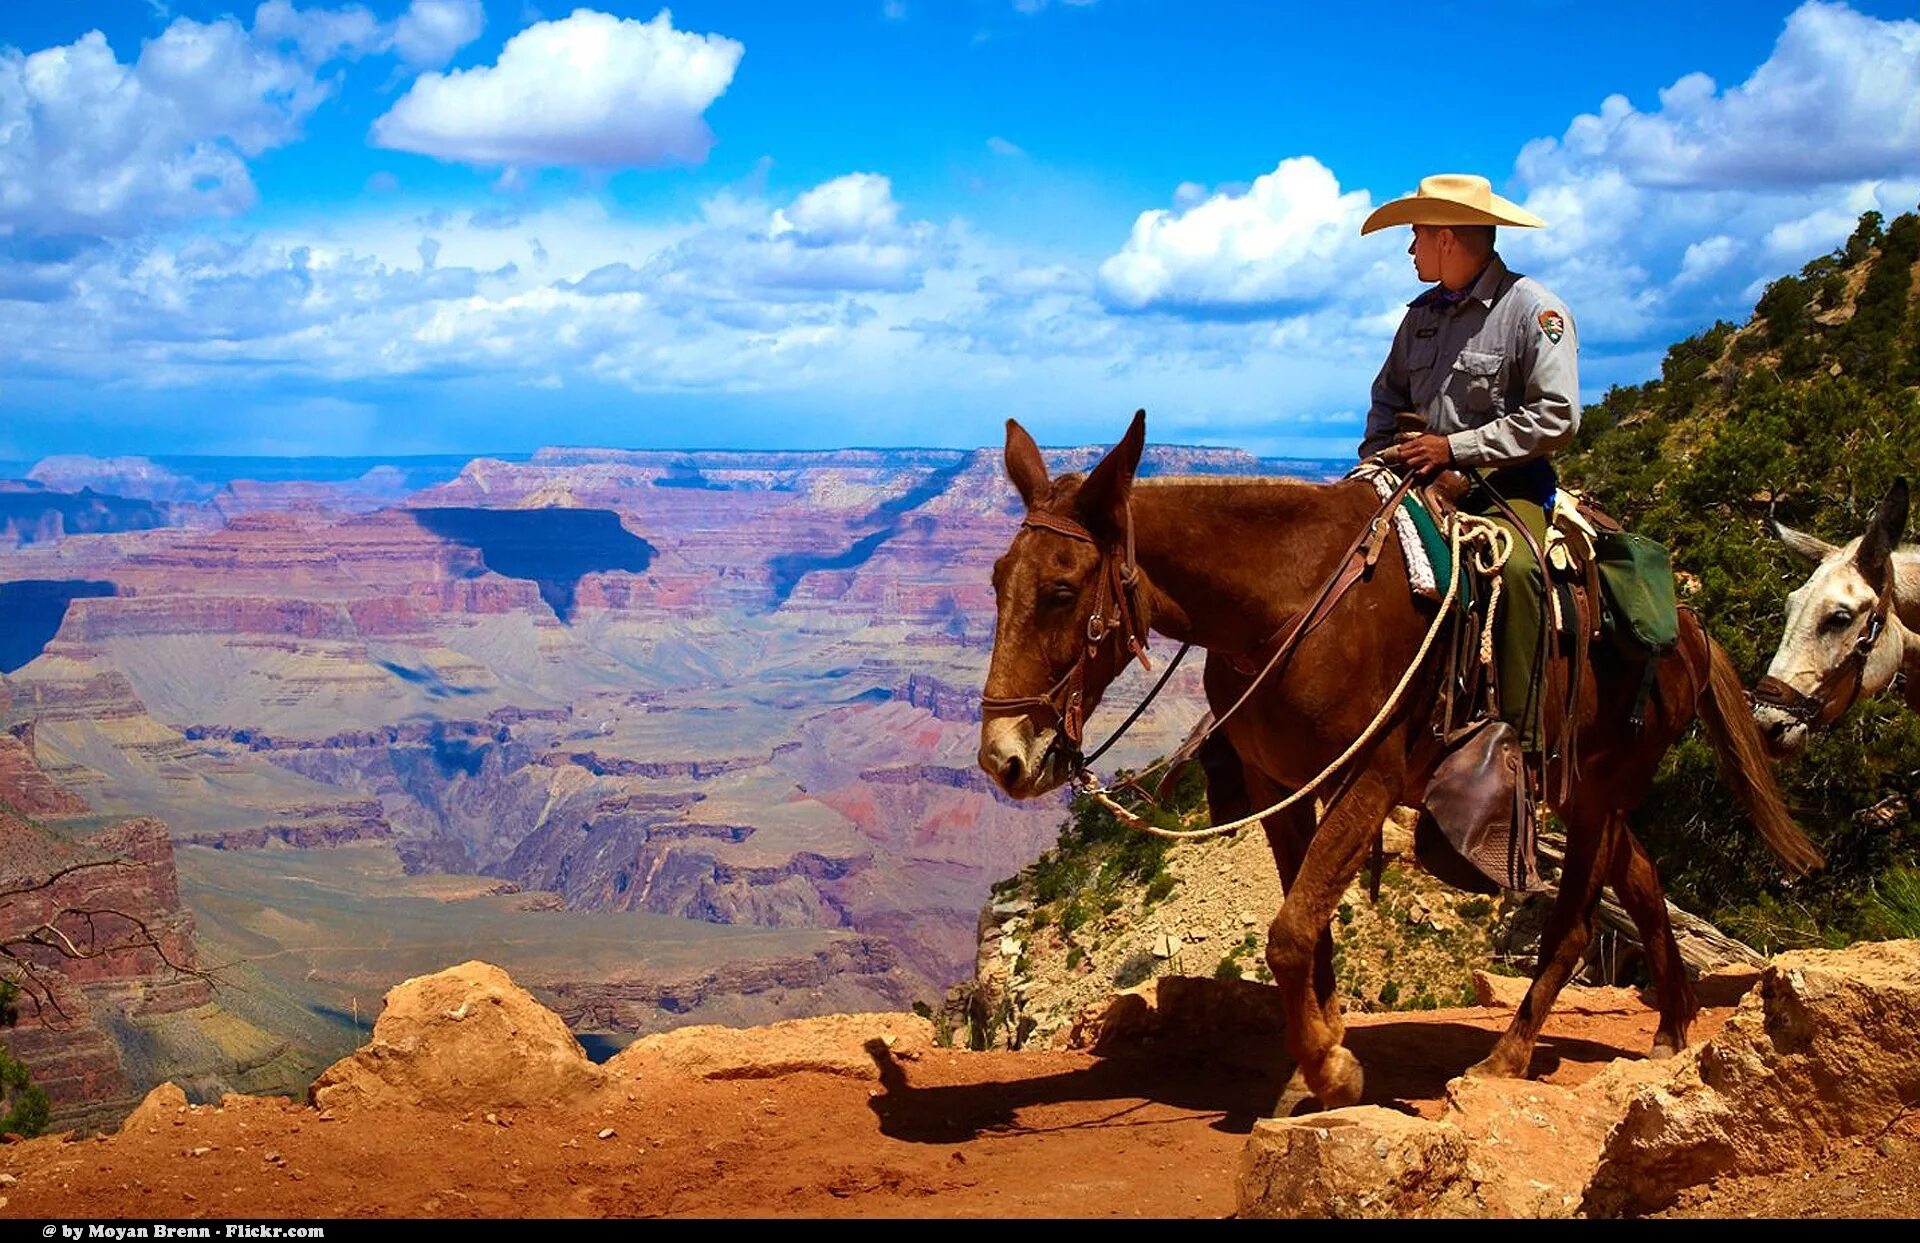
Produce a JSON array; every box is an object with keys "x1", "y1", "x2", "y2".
[{"x1": 1, "y1": 1002, "x2": 1913, "y2": 1219}]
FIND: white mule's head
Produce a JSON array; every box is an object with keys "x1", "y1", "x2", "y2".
[{"x1": 1756, "y1": 479, "x2": 1908, "y2": 758}]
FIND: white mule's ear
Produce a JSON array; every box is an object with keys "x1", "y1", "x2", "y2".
[
  {"x1": 1773, "y1": 522, "x2": 1839, "y2": 566},
  {"x1": 1857, "y1": 478, "x2": 1909, "y2": 586}
]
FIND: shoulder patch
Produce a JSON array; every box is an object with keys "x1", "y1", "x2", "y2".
[{"x1": 1537, "y1": 308, "x2": 1566, "y2": 344}]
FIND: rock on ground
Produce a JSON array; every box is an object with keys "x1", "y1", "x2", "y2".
[
  {"x1": 604, "y1": 1012, "x2": 934, "y2": 1084},
  {"x1": 1233, "y1": 940, "x2": 1918, "y2": 1218},
  {"x1": 1583, "y1": 939, "x2": 1920, "y2": 1216},
  {"x1": 1238, "y1": 1106, "x2": 1479, "y2": 1218},
  {"x1": 309, "y1": 960, "x2": 605, "y2": 1113}
]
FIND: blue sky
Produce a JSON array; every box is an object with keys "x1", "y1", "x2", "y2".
[{"x1": 2, "y1": 1, "x2": 1917, "y2": 459}]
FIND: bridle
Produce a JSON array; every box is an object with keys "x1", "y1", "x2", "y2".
[
  {"x1": 979, "y1": 469, "x2": 1418, "y2": 779},
  {"x1": 978, "y1": 506, "x2": 1152, "y2": 753},
  {"x1": 1753, "y1": 586, "x2": 1892, "y2": 728}
]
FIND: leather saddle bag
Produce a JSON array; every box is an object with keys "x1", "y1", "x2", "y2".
[{"x1": 1415, "y1": 718, "x2": 1546, "y2": 895}]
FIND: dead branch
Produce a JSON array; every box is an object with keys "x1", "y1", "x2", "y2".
[{"x1": 0, "y1": 864, "x2": 216, "y2": 1028}]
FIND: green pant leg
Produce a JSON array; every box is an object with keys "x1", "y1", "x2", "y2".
[{"x1": 1485, "y1": 499, "x2": 1548, "y2": 750}]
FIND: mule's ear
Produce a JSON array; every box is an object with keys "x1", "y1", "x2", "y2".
[
  {"x1": 1772, "y1": 522, "x2": 1839, "y2": 566},
  {"x1": 1857, "y1": 477, "x2": 1909, "y2": 585},
  {"x1": 1079, "y1": 409, "x2": 1147, "y2": 536},
  {"x1": 1004, "y1": 419, "x2": 1049, "y2": 510}
]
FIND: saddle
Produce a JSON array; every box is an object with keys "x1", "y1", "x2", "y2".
[{"x1": 1403, "y1": 473, "x2": 1678, "y2": 894}]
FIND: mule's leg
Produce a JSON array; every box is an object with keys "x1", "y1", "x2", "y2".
[
  {"x1": 1264, "y1": 767, "x2": 1394, "y2": 1109},
  {"x1": 1470, "y1": 807, "x2": 1618, "y2": 1079},
  {"x1": 1606, "y1": 827, "x2": 1696, "y2": 1057},
  {"x1": 1241, "y1": 764, "x2": 1340, "y2": 1034}
]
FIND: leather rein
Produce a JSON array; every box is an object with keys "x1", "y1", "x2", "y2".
[
  {"x1": 1752, "y1": 588, "x2": 1891, "y2": 727},
  {"x1": 978, "y1": 470, "x2": 1420, "y2": 776}
]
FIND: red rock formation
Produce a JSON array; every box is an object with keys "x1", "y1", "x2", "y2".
[
  {"x1": 0, "y1": 812, "x2": 213, "y2": 1133},
  {"x1": 0, "y1": 724, "x2": 87, "y2": 815}
]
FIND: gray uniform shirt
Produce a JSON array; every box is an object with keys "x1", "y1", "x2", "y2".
[{"x1": 1359, "y1": 253, "x2": 1579, "y2": 468}]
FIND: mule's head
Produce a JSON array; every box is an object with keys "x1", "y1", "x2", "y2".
[
  {"x1": 978, "y1": 411, "x2": 1147, "y2": 798},
  {"x1": 1756, "y1": 478, "x2": 1908, "y2": 758}
]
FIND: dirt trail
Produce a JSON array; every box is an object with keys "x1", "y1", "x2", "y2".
[{"x1": 14, "y1": 998, "x2": 1908, "y2": 1220}]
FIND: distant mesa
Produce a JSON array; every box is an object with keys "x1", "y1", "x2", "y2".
[
  {"x1": 0, "y1": 488, "x2": 172, "y2": 544},
  {"x1": 0, "y1": 578, "x2": 116, "y2": 674},
  {"x1": 408, "y1": 507, "x2": 655, "y2": 622}
]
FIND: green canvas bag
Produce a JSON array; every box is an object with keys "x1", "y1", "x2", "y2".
[{"x1": 1594, "y1": 530, "x2": 1680, "y2": 655}]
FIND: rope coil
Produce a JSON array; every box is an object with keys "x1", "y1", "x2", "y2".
[{"x1": 1078, "y1": 510, "x2": 1510, "y2": 841}]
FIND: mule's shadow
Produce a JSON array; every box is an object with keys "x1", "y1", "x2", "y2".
[{"x1": 864, "y1": 1021, "x2": 1641, "y2": 1145}]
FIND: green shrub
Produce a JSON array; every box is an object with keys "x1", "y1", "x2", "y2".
[
  {"x1": 1864, "y1": 868, "x2": 1920, "y2": 940},
  {"x1": 1143, "y1": 873, "x2": 1176, "y2": 905},
  {"x1": 1214, "y1": 957, "x2": 1243, "y2": 980},
  {"x1": 1113, "y1": 950, "x2": 1158, "y2": 989},
  {"x1": 0, "y1": 982, "x2": 49, "y2": 1139}
]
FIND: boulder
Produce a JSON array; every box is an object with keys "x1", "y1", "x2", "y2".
[
  {"x1": 1443, "y1": 1058, "x2": 1674, "y2": 1217},
  {"x1": 309, "y1": 961, "x2": 604, "y2": 1113},
  {"x1": 118, "y1": 1082, "x2": 188, "y2": 1134},
  {"x1": 1237, "y1": 1106, "x2": 1480, "y2": 1218},
  {"x1": 1583, "y1": 939, "x2": 1920, "y2": 1216},
  {"x1": 606, "y1": 1012, "x2": 933, "y2": 1084},
  {"x1": 1066, "y1": 974, "x2": 1284, "y2": 1057},
  {"x1": 1469, "y1": 970, "x2": 1647, "y2": 1014}
]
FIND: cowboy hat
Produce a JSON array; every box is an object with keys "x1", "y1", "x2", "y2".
[{"x1": 1359, "y1": 173, "x2": 1545, "y2": 235}]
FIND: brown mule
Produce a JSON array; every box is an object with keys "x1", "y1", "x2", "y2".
[{"x1": 978, "y1": 412, "x2": 1822, "y2": 1108}]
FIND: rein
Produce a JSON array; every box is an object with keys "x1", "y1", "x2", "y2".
[
  {"x1": 1753, "y1": 590, "x2": 1891, "y2": 727},
  {"x1": 983, "y1": 468, "x2": 1493, "y2": 842},
  {"x1": 1084, "y1": 508, "x2": 1510, "y2": 841}
]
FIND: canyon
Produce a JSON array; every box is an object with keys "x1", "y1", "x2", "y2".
[{"x1": 0, "y1": 443, "x2": 1340, "y2": 1128}]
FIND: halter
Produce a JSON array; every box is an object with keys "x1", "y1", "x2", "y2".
[
  {"x1": 1753, "y1": 588, "x2": 1891, "y2": 727},
  {"x1": 978, "y1": 505, "x2": 1152, "y2": 751}
]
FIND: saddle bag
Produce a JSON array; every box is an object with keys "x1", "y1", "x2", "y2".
[
  {"x1": 1594, "y1": 531, "x2": 1681, "y2": 655},
  {"x1": 1415, "y1": 718, "x2": 1546, "y2": 895}
]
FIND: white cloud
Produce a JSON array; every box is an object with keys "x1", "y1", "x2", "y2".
[
  {"x1": 1097, "y1": 156, "x2": 1389, "y2": 314},
  {"x1": 390, "y1": 0, "x2": 487, "y2": 69},
  {"x1": 1673, "y1": 235, "x2": 1739, "y2": 287},
  {"x1": 1520, "y1": 2, "x2": 1920, "y2": 191},
  {"x1": 770, "y1": 173, "x2": 901, "y2": 245},
  {"x1": 251, "y1": 1, "x2": 385, "y2": 66},
  {"x1": 1504, "y1": 2, "x2": 1920, "y2": 345},
  {"x1": 986, "y1": 136, "x2": 1025, "y2": 158},
  {"x1": 371, "y1": 9, "x2": 744, "y2": 168},
  {"x1": 0, "y1": 19, "x2": 339, "y2": 237},
  {"x1": 0, "y1": 4, "x2": 495, "y2": 240}
]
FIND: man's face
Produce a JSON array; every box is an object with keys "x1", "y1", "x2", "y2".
[{"x1": 1408, "y1": 225, "x2": 1443, "y2": 282}]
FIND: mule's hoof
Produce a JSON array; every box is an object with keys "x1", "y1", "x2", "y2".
[
  {"x1": 1649, "y1": 1035, "x2": 1686, "y2": 1061},
  {"x1": 1312, "y1": 1046, "x2": 1365, "y2": 1110},
  {"x1": 1466, "y1": 1052, "x2": 1527, "y2": 1080}
]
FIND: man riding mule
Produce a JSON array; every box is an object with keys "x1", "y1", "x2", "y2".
[
  {"x1": 1361, "y1": 173, "x2": 1575, "y2": 752},
  {"x1": 978, "y1": 412, "x2": 1821, "y2": 1107},
  {"x1": 1756, "y1": 479, "x2": 1920, "y2": 758}
]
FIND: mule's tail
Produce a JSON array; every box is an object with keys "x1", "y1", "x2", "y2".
[{"x1": 1697, "y1": 632, "x2": 1825, "y2": 875}]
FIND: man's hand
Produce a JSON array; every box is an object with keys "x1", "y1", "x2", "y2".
[{"x1": 1384, "y1": 432, "x2": 1454, "y2": 478}]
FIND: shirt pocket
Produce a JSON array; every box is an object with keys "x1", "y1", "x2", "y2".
[{"x1": 1450, "y1": 348, "x2": 1506, "y2": 416}]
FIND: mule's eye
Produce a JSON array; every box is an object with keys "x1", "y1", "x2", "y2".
[
  {"x1": 1044, "y1": 583, "x2": 1076, "y2": 607},
  {"x1": 1822, "y1": 609, "x2": 1854, "y2": 633}
]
